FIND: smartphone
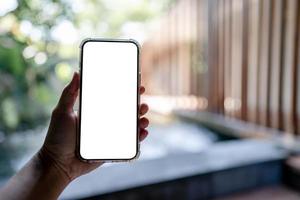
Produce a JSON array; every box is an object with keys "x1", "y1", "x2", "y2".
[{"x1": 78, "y1": 38, "x2": 140, "y2": 162}]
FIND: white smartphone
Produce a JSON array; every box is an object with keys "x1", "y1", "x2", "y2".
[{"x1": 78, "y1": 38, "x2": 140, "y2": 162}]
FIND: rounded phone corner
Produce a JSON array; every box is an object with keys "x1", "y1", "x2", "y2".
[
  {"x1": 126, "y1": 149, "x2": 141, "y2": 161},
  {"x1": 79, "y1": 38, "x2": 93, "y2": 49},
  {"x1": 128, "y1": 39, "x2": 140, "y2": 51},
  {"x1": 76, "y1": 149, "x2": 89, "y2": 162},
  {"x1": 76, "y1": 151, "x2": 104, "y2": 163}
]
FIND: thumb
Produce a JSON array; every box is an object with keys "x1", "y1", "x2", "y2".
[{"x1": 55, "y1": 72, "x2": 80, "y2": 113}]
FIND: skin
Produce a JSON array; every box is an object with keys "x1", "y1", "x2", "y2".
[{"x1": 0, "y1": 72, "x2": 149, "y2": 200}]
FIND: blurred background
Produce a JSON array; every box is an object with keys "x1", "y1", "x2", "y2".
[{"x1": 1, "y1": 0, "x2": 300, "y2": 199}]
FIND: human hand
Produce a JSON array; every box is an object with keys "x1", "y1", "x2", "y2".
[{"x1": 39, "y1": 72, "x2": 149, "y2": 182}]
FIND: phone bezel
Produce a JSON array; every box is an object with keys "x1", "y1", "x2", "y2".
[{"x1": 77, "y1": 38, "x2": 140, "y2": 162}]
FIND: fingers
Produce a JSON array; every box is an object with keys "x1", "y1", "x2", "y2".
[
  {"x1": 139, "y1": 129, "x2": 148, "y2": 142},
  {"x1": 139, "y1": 117, "x2": 149, "y2": 142},
  {"x1": 139, "y1": 87, "x2": 149, "y2": 141},
  {"x1": 139, "y1": 103, "x2": 149, "y2": 116},
  {"x1": 140, "y1": 86, "x2": 145, "y2": 94},
  {"x1": 139, "y1": 86, "x2": 148, "y2": 116},
  {"x1": 139, "y1": 117, "x2": 149, "y2": 129},
  {"x1": 55, "y1": 72, "x2": 80, "y2": 113}
]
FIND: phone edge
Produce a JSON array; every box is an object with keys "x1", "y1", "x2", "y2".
[{"x1": 76, "y1": 38, "x2": 141, "y2": 163}]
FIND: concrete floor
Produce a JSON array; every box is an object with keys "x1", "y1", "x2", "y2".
[{"x1": 215, "y1": 185, "x2": 300, "y2": 200}]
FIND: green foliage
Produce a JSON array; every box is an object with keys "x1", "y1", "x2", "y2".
[
  {"x1": 0, "y1": 34, "x2": 55, "y2": 133},
  {"x1": 0, "y1": 0, "x2": 73, "y2": 133},
  {"x1": 0, "y1": 0, "x2": 174, "y2": 134}
]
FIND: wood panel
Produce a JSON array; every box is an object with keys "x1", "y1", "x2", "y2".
[
  {"x1": 282, "y1": 0, "x2": 298, "y2": 133},
  {"x1": 223, "y1": 0, "x2": 233, "y2": 117},
  {"x1": 292, "y1": 0, "x2": 300, "y2": 134},
  {"x1": 295, "y1": 1, "x2": 300, "y2": 135},
  {"x1": 257, "y1": 0, "x2": 271, "y2": 126},
  {"x1": 241, "y1": 0, "x2": 249, "y2": 120},
  {"x1": 231, "y1": 0, "x2": 243, "y2": 118},
  {"x1": 217, "y1": 0, "x2": 225, "y2": 114},
  {"x1": 207, "y1": 0, "x2": 219, "y2": 113},
  {"x1": 269, "y1": 0, "x2": 283, "y2": 129},
  {"x1": 246, "y1": 0, "x2": 260, "y2": 123},
  {"x1": 141, "y1": 0, "x2": 300, "y2": 135}
]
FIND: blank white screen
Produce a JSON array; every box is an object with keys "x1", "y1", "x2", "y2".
[{"x1": 80, "y1": 40, "x2": 138, "y2": 160}]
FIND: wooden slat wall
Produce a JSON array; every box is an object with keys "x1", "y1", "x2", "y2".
[{"x1": 141, "y1": 0, "x2": 300, "y2": 135}]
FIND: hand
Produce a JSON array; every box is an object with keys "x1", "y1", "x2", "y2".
[{"x1": 39, "y1": 72, "x2": 149, "y2": 182}]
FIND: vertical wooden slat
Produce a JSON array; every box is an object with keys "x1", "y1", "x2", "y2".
[
  {"x1": 255, "y1": 0, "x2": 262, "y2": 124},
  {"x1": 247, "y1": 0, "x2": 260, "y2": 123},
  {"x1": 296, "y1": 8, "x2": 300, "y2": 135},
  {"x1": 269, "y1": 0, "x2": 283, "y2": 129},
  {"x1": 182, "y1": 0, "x2": 191, "y2": 95},
  {"x1": 192, "y1": 0, "x2": 199, "y2": 96},
  {"x1": 231, "y1": 0, "x2": 243, "y2": 118},
  {"x1": 177, "y1": 0, "x2": 184, "y2": 95},
  {"x1": 241, "y1": 0, "x2": 249, "y2": 120},
  {"x1": 292, "y1": 1, "x2": 300, "y2": 135},
  {"x1": 183, "y1": 0, "x2": 191, "y2": 95},
  {"x1": 174, "y1": 5, "x2": 179, "y2": 96},
  {"x1": 282, "y1": 0, "x2": 298, "y2": 133},
  {"x1": 174, "y1": 4, "x2": 178, "y2": 96},
  {"x1": 224, "y1": 0, "x2": 232, "y2": 117},
  {"x1": 195, "y1": 0, "x2": 208, "y2": 100},
  {"x1": 278, "y1": 0, "x2": 286, "y2": 131},
  {"x1": 167, "y1": 8, "x2": 172, "y2": 95},
  {"x1": 201, "y1": 0, "x2": 209, "y2": 100},
  {"x1": 207, "y1": 0, "x2": 219, "y2": 113},
  {"x1": 257, "y1": 0, "x2": 271, "y2": 126},
  {"x1": 156, "y1": 24, "x2": 163, "y2": 94},
  {"x1": 191, "y1": 0, "x2": 199, "y2": 96},
  {"x1": 266, "y1": 0, "x2": 274, "y2": 127},
  {"x1": 195, "y1": 0, "x2": 203, "y2": 98},
  {"x1": 218, "y1": 0, "x2": 225, "y2": 114}
]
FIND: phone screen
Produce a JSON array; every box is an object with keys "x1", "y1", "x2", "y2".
[{"x1": 79, "y1": 39, "x2": 139, "y2": 160}]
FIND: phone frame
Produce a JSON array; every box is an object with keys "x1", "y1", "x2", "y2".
[{"x1": 77, "y1": 38, "x2": 141, "y2": 163}]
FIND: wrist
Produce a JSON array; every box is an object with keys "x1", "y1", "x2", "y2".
[
  {"x1": 0, "y1": 151, "x2": 71, "y2": 200},
  {"x1": 35, "y1": 148, "x2": 71, "y2": 188}
]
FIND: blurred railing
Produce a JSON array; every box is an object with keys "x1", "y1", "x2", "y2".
[{"x1": 141, "y1": 0, "x2": 300, "y2": 135}]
